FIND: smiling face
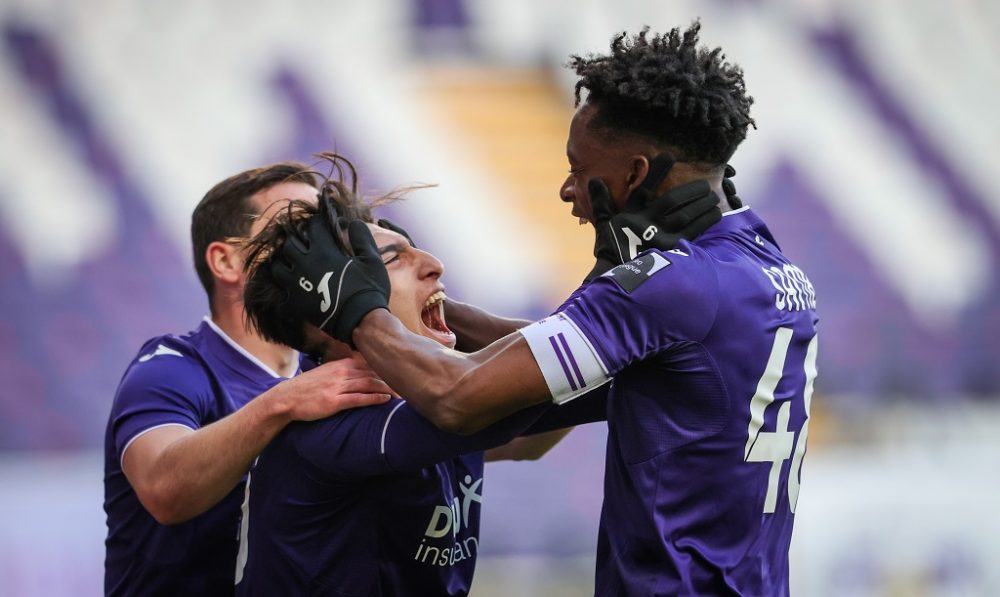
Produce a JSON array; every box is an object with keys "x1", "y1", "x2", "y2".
[
  {"x1": 367, "y1": 223, "x2": 456, "y2": 349},
  {"x1": 560, "y1": 103, "x2": 632, "y2": 223},
  {"x1": 559, "y1": 102, "x2": 659, "y2": 223}
]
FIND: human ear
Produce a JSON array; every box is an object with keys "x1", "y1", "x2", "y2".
[
  {"x1": 625, "y1": 155, "x2": 651, "y2": 195},
  {"x1": 205, "y1": 240, "x2": 243, "y2": 285}
]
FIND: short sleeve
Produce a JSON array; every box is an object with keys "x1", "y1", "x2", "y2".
[
  {"x1": 522, "y1": 249, "x2": 720, "y2": 403},
  {"x1": 109, "y1": 342, "x2": 214, "y2": 463}
]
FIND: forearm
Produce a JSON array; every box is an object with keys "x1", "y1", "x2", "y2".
[
  {"x1": 520, "y1": 384, "x2": 609, "y2": 434},
  {"x1": 444, "y1": 299, "x2": 533, "y2": 351},
  {"x1": 127, "y1": 387, "x2": 292, "y2": 524},
  {"x1": 353, "y1": 309, "x2": 550, "y2": 434},
  {"x1": 484, "y1": 428, "x2": 573, "y2": 462}
]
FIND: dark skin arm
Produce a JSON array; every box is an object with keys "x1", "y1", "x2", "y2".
[
  {"x1": 443, "y1": 299, "x2": 576, "y2": 460},
  {"x1": 444, "y1": 298, "x2": 533, "y2": 352},
  {"x1": 353, "y1": 309, "x2": 551, "y2": 434}
]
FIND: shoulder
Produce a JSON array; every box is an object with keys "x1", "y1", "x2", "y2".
[
  {"x1": 109, "y1": 332, "x2": 219, "y2": 449},
  {"x1": 116, "y1": 333, "x2": 214, "y2": 397},
  {"x1": 577, "y1": 246, "x2": 721, "y2": 326}
]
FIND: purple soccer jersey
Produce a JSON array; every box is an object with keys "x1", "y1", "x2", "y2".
[
  {"x1": 103, "y1": 318, "x2": 290, "y2": 597},
  {"x1": 521, "y1": 207, "x2": 819, "y2": 596},
  {"x1": 233, "y1": 397, "x2": 579, "y2": 596}
]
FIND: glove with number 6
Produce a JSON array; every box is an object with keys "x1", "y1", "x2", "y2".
[
  {"x1": 271, "y1": 212, "x2": 391, "y2": 346},
  {"x1": 584, "y1": 153, "x2": 723, "y2": 283}
]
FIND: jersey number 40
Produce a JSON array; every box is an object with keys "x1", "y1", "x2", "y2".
[{"x1": 744, "y1": 328, "x2": 818, "y2": 514}]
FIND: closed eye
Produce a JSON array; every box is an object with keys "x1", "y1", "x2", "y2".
[{"x1": 379, "y1": 242, "x2": 406, "y2": 266}]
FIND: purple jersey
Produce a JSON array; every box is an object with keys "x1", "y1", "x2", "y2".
[
  {"x1": 233, "y1": 397, "x2": 580, "y2": 596},
  {"x1": 103, "y1": 318, "x2": 290, "y2": 597},
  {"x1": 521, "y1": 207, "x2": 819, "y2": 596}
]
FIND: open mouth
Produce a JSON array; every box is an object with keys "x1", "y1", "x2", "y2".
[{"x1": 420, "y1": 290, "x2": 455, "y2": 345}]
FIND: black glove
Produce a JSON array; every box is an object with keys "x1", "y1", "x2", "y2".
[
  {"x1": 271, "y1": 215, "x2": 391, "y2": 346},
  {"x1": 723, "y1": 164, "x2": 742, "y2": 209},
  {"x1": 584, "y1": 153, "x2": 723, "y2": 282},
  {"x1": 376, "y1": 218, "x2": 415, "y2": 247}
]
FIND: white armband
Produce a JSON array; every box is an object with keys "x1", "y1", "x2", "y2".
[{"x1": 519, "y1": 313, "x2": 610, "y2": 404}]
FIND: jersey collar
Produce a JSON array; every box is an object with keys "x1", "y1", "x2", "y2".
[
  {"x1": 697, "y1": 206, "x2": 780, "y2": 248},
  {"x1": 201, "y1": 316, "x2": 297, "y2": 379}
]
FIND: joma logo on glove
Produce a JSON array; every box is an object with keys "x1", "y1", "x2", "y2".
[{"x1": 299, "y1": 272, "x2": 335, "y2": 313}]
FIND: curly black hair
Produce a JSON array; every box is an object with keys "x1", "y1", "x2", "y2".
[
  {"x1": 569, "y1": 21, "x2": 756, "y2": 165},
  {"x1": 242, "y1": 152, "x2": 416, "y2": 353}
]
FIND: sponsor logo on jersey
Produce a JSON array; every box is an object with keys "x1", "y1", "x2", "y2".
[
  {"x1": 138, "y1": 344, "x2": 183, "y2": 362},
  {"x1": 606, "y1": 252, "x2": 672, "y2": 293},
  {"x1": 413, "y1": 474, "x2": 483, "y2": 567}
]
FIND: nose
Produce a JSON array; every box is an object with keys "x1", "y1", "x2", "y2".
[
  {"x1": 560, "y1": 175, "x2": 574, "y2": 203},
  {"x1": 415, "y1": 248, "x2": 444, "y2": 280}
]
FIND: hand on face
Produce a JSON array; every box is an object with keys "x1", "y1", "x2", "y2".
[
  {"x1": 270, "y1": 209, "x2": 390, "y2": 346},
  {"x1": 582, "y1": 153, "x2": 723, "y2": 283}
]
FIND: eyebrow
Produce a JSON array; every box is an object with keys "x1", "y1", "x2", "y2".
[{"x1": 378, "y1": 243, "x2": 406, "y2": 256}]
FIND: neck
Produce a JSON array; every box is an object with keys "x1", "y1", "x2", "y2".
[
  {"x1": 210, "y1": 296, "x2": 299, "y2": 377},
  {"x1": 663, "y1": 162, "x2": 731, "y2": 213}
]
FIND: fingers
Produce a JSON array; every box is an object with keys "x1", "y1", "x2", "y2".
[
  {"x1": 346, "y1": 219, "x2": 381, "y2": 262},
  {"x1": 317, "y1": 359, "x2": 385, "y2": 381},
  {"x1": 587, "y1": 178, "x2": 617, "y2": 222},
  {"x1": 657, "y1": 191, "x2": 721, "y2": 230},
  {"x1": 722, "y1": 178, "x2": 743, "y2": 209},
  {"x1": 639, "y1": 153, "x2": 676, "y2": 194},
  {"x1": 269, "y1": 249, "x2": 296, "y2": 285},
  {"x1": 647, "y1": 179, "x2": 712, "y2": 213},
  {"x1": 340, "y1": 376, "x2": 393, "y2": 395},
  {"x1": 679, "y1": 208, "x2": 723, "y2": 240},
  {"x1": 722, "y1": 178, "x2": 736, "y2": 198},
  {"x1": 335, "y1": 393, "x2": 393, "y2": 409},
  {"x1": 281, "y1": 219, "x2": 314, "y2": 256}
]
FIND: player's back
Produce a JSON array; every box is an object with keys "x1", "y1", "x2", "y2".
[{"x1": 568, "y1": 207, "x2": 818, "y2": 595}]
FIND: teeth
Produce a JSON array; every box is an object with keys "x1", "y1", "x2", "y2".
[{"x1": 424, "y1": 290, "x2": 447, "y2": 309}]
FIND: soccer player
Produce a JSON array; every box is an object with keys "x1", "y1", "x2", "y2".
[
  {"x1": 274, "y1": 23, "x2": 819, "y2": 596},
  {"x1": 103, "y1": 163, "x2": 392, "y2": 596},
  {"x1": 232, "y1": 165, "x2": 603, "y2": 596},
  {"x1": 233, "y1": 150, "x2": 717, "y2": 595}
]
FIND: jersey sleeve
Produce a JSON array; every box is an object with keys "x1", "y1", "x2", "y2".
[
  {"x1": 109, "y1": 342, "x2": 214, "y2": 464},
  {"x1": 520, "y1": 249, "x2": 720, "y2": 403},
  {"x1": 294, "y1": 399, "x2": 552, "y2": 477},
  {"x1": 519, "y1": 383, "x2": 609, "y2": 434}
]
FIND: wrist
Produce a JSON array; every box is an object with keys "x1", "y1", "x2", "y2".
[
  {"x1": 256, "y1": 383, "x2": 295, "y2": 427},
  {"x1": 351, "y1": 307, "x2": 396, "y2": 350}
]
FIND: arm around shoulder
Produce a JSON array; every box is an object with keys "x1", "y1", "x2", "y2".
[{"x1": 119, "y1": 357, "x2": 390, "y2": 524}]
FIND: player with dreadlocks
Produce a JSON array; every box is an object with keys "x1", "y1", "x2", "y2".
[{"x1": 270, "y1": 22, "x2": 818, "y2": 595}]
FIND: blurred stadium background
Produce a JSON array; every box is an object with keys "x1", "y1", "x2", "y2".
[{"x1": 1, "y1": 0, "x2": 999, "y2": 595}]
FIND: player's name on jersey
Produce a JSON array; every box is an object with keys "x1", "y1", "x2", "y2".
[{"x1": 762, "y1": 264, "x2": 816, "y2": 312}]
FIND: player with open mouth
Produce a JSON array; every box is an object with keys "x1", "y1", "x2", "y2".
[{"x1": 232, "y1": 153, "x2": 604, "y2": 596}]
